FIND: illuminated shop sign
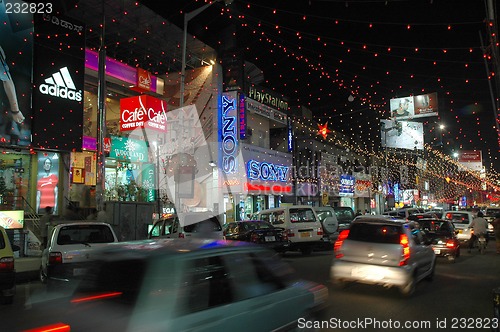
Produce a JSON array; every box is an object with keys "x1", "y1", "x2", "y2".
[
  {"x1": 120, "y1": 95, "x2": 167, "y2": 132},
  {"x1": 220, "y1": 93, "x2": 238, "y2": 174},
  {"x1": 239, "y1": 93, "x2": 246, "y2": 139},
  {"x1": 109, "y1": 136, "x2": 148, "y2": 162},
  {"x1": 247, "y1": 160, "x2": 290, "y2": 182},
  {"x1": 287, "y1": 119, "x2": 293, "y2": 152},
  {"x1": 339, "y1": 175, "x2": 355, "y2": 196},
  {"x1": 247, "y1": 86, "x2": 289, "y2": 111}
]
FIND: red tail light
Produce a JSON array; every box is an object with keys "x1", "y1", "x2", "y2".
[
  {"x1": 281, "y1": 231, "x2": 288, "y2": 241},
  {"x1": 399, "y1": 234, "x2": 410, "y2": 266},
  {"x1": 23, "y1": 322, "x2": 71, "y2": 332},
  {"x1": 317, "y1": 227, "x2": 323, "y2": 236},
  {"x1": 49, "y1": 252, "x2": 62, "y2": 265},
  {"x1": 0, "y1": 257, "x2": 14, "y2": 271},
  {"x1": 286, "y1": 229, "x2": 295, "y2": 237},
  {"x1": 334, "y1": 230, "x2": 349, "y2": 258},
  {"x1": 178, "y1": 233, "x2": 185, "y2": 238},
  {"x1": 71, "y1": 291, "x2": 123, "y2": 304},
  {"x1": 250, "y1": 233, "x2": 259, "y2": 243},
  {"x1": 446, "y1": 240, "x2": 455, "y2": 248}
]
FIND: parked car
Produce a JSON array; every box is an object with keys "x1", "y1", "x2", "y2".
[
  {"x1": 419, "y1": 218, "x2": 460, "y2": 262},
  {"x1": 254, "y1": 205, "x2": 325, "y2": 255},
  {"x1": 313, "y1": 206, "x2": 339, "y2": 236},
  {"x1": 40, "y1": 222, "x2": 119, "y2": 290},
  {"x1": 443, "y1": 210, "x2": 475, "y2": 244},
  {"x1": 148, "y1": 211, "x2": 223, "y2": 240},
  {"x1": 331, "y1": 216, "x2": 436, "y2": 296},
  {"x1": 0, "y1": 226, "x2": 15, "y2": 304},
  {"x1": 333, "y1": 206, "x2": 355, "y2": 231},
  {"x1": 23, "y1": 238, "x2": 329, "y2": 332},
  {"x1": 383, "y1": 208, "x2": 425, "y2": 219},
  {"x1": 222, "y1": 220, "x2": 289, "y2": 252}
]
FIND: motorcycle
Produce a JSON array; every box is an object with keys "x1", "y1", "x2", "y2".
[{"x1": 470, "y1": 229, "x2": 487, "y2": 254}]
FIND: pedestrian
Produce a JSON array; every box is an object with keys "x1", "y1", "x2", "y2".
[
  {"x1": 39, "y1": 206, "x2": 53, "y2": 248},
  {"x1": 492, "y1": 213, "x2": 500, "y2": 254}
]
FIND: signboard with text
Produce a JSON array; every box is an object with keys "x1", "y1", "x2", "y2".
[{"x1": 120, "y1": 95, "x2": 167, "y2": 132}]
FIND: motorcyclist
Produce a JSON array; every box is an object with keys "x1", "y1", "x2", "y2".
[{"x1": 468, "y1": 211, "x2": 489, "y2": 252}]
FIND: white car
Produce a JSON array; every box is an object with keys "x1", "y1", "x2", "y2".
[
  {"x1": 331, "y1": 216, "x2": 436, "y2": 296},
  {"x1": 25, "y1": 239, "x2": 329, "y2": 332},
  {"x1": 148, "y1": 211, "x2": 223, "y2": 240},
  {"x1": 443, "y1": 210, "x2": 475, "y2": 243},
  {"x1": 40, "y1": 222, "x2": 118, "y2": 289}
]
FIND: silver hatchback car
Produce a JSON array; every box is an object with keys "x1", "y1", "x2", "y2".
[{"x1": 331, "y1": 216, "x2": 436, "y2": 296}]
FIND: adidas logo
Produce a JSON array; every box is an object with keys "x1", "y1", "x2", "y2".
[{"x1": 39, "y1": 67, "x2": 82, "y2": 101}]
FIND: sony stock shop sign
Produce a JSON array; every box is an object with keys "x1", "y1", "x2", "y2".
[{"x1": 120, "y1": 95, "x2": 167, "y2": 132}]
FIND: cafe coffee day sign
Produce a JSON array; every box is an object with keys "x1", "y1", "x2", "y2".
[{"x1": 120, "y1": 95, "x2": 167, "y2": 132}]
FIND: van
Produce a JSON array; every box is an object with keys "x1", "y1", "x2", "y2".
[
  {"x1": 313, "y1": 206, "x2": 339, "y2": 236},
  {"x1": 149, "y1": 211, "x2": 223, "y2": 239},
  {"x1": 443, "y1": 210, "x2": 475, "y2": 243},
  {"x1": 254, "y1": 205, "x2": 325, "y2": 255}
]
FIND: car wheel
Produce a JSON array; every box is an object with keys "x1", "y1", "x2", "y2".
[
  {"x1": 400, "y1": 277, "x2": 416, "y2": 297},
  {"x1": 39, "y1": 266, "x2": 47, "y2": 284}
]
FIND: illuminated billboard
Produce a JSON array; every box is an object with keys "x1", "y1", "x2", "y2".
[
  {"x1": 390, "y1": 92, "x2": 438, "y2": 121},
  {"x1": 381, "y1": 119, "x2": 424, "y2": 150}
]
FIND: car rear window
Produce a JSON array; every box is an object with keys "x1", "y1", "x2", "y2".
[
  {"x1": 183, "y1": 217, "x2": 222, "y2": 233},
  {"x1": 289, "y1": 208, "x2": 316, "y2": 223},
  {"x1": 348, "y1": 223, "x2": 402, "y2": 244},
  {"x1": 334, "y1": 208, "x2": 355, "y2": 223},
  {"x1": 316, "y1": 210, "x2": 333, "y2": 222},
  {"x1": 444, "y1": 213, "x2": 470, "y2": 224},
  {"x1": 58, "y1": 225, "x2": 115, "y2": 244}
]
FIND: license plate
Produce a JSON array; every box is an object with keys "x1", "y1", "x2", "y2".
[
  {"x1": 265, "y1": 236, "x2": 276, "y2": 242},
  {"x1": 434, "y1": 249, "x2": 441, "y2": 254},
  {"x1": 300, "y1": 232, "x2": 311, "y2": 238},
  {"x1": 73, "y1": 268, "x2": 87, "y2": 276},
  {"x1": 352, "y1": 267, "x2": 384, "y2": 281}
]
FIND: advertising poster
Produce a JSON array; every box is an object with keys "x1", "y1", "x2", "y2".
[
  {"x1": 0, "y1": 0, "x2": 33, "y2": 147},
  {"x1": 36, "y1": 152, "x2": 60, "y2": 214},
  {"x1": 31, "y1": 13, "x2": 85, "y2": 150},
  {"x1": 0, "y1": 210, "x2": 23, "y2": 229},
  {"x1": 390, "y1": 93, "x2": 438, "y2": 121},
  {"x1": 381, "y1": 119, "x2": 424, "y2": 150}
]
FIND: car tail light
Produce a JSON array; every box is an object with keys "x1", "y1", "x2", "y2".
[
  {"x1": 0, "y1": 257, "x2": 14, "y2": 271},
  {"x1": 49, "y1": 252, "x2": 62, "y2": 265},
  {"x1": 446, "y1": 240, "x2": 455, "y2": 248},
  {"x1": 286, "y1": 229, "x2": 295, "y2": 237},
  {"x1": 178, "y1": 233, "x2": 185, "y2": 238},
  {"x1": 23, "y1": 322, "x2": 71, "y2": 332},
  {"x1": 250, "y1": 233, "x2": 259, "y2": 243},
  {"x1": 317, "y1": 227, "x2": 323, "y2": 236},
  {"x1": 334, "y1": 230, "x2": 349, "y2": 258},
  {"x1": 281, "y1": 231, "x2": 288, "y2": 241},
  {"x1": 399, "y1": 234, "x2": 410, "y2": 266},
  {"x1": 71, "y1": 291, "x2": 123, "y2": 304}
]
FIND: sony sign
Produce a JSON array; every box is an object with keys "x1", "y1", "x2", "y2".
[{"x1": 39, "y1": 67, "x2": 82, "y2": 101}]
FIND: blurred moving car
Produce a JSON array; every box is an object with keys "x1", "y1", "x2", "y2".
[
  {"x1": 0, "y1": 226, "x2": 15, "y2": 304},
  {"x1": 443, "y1": 210, "x2": 475, "y2": 244},
  {"x1": 333, "y1": 207, "x2": 355, "y2": 232},
  {"x1": 40, "y1": 222, "x2": 119, "y2": 289},
  {"x1": 149, "y1": 211, "x2": 223, "y2": 240},
  {"x1": 222, "y1": 220, "x2": 289, "y2": 252},
  {"x1": 331, "y1": 216, "x2": 435, "y2": 296},
  {"x1": 24, "y1": 239, "x2": 329, "y2": 332},
  {"x1": 418, "y1": 218, "x2": 460, "y2": 262}
]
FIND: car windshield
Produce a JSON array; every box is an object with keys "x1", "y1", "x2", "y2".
[
  {"x1": 419, "y1": 220, "x2": 452, "y2": 232},
  {"x1": 183, "y1": 217, "x2": 222, "y2": 233},
  {"x1": 289, "y1": 208, "x2": 316, "y2": 223},
  {"x1": 334, "y1": 208, "x2": 355, "y2": 223},
  {"x1": 348, "y1": 223, "x2": 402, "y2": 244},
  {"x1": 57, "y1": 225, "x2": 115, "y2": 244}
]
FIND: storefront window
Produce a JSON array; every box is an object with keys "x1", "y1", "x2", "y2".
[{"x1": 0, "y1": 152, "x2": 30, "y2": 212}]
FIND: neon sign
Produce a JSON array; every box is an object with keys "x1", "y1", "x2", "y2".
[
  {"x1": 221, "y1": 94, "x2": 238, "y2": 174},
  {"x1": 247, "y1": 160, "x2": 289, "y2": 182}
]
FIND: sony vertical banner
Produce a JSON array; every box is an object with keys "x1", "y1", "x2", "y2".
[
  {"x1": 0, "y1": 0, "x2": 33, "y2": 147},
  {"x1": 31, "y1": 13, "x2": 85, "y2": 150}
]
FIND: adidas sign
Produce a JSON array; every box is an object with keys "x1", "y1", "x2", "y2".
[{"x1": 39, "y1": 67, "x2": 82, "y2": 102}]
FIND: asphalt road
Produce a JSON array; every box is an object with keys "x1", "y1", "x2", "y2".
[{"x1": 284, "y1": 241, "x2": 500, "y2": 332}]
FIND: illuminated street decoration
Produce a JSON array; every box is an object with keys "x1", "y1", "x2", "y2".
[{"x1": 317, "y1": 122, "x2": 330, "y2": 140}]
